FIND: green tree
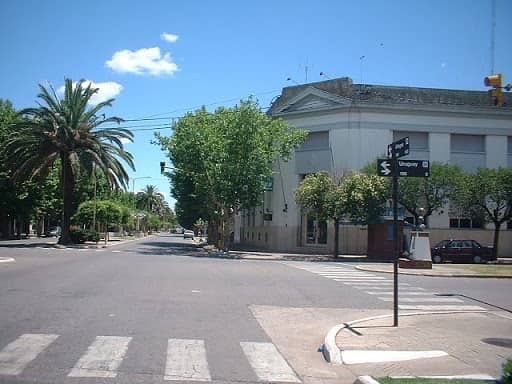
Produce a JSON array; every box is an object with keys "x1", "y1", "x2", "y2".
[
  {"x1": 136, "y1": 185, "x2": 165, "y2": 213},
  {"x1": 0, "y1": 99, "x2": 45, "y2": 237},
  {"x1": 154, "y1": 98, "x2": 306, "y2": 248},
  {"x1": 340, "y1": 173, "x2": 389, "y2": 225},
  {"x1": 3, "y1": 79, "x2": 135, "y2": 244},
  {"x1": 73, "y1": 200, "x2": 123, "y2": 243},
  {"x1": 295, "y1": 171, "x2": 342, "y2": 256},
  {"x1": 398, "y1": 163, "x2": 463, "y2": 225},
  {"x1": 452, "y1": 167, "x2": 512, "y2": 258}
]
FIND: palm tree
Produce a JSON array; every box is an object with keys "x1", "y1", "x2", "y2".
[
  {"x1": 136, "y1": 185, "x2": 166, "y2": 213},
  {"x1": 3, "y1": 79, "x2": 135, "y2": 244}
]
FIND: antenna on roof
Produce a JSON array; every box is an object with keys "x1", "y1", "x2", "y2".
[
  {"x1": 359, "y1": 55, "x2": 366, "y2": 84},
  {"x1": 490, "y1": 0, "x2": 496, "y2": 74}
]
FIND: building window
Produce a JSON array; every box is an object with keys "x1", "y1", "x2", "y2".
[
  {"x1": 393, "y1": 131, "x2": 428, "y2": 151},
  {"x1": 449, "y1": 217, "x2": 483, "y2": 229},
  {"x1": 297, "y1": 131, "x2": 329, "y2": 151},
  {"x1": 451, "y1": 134, "x2": 485, "y2": 152},
  {"x1": 450, "y1": 134, "x2": 485, "y2": 173}
]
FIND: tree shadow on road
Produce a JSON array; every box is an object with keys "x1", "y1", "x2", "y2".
[{"x1": 132, "y1": 241, "x2": 207, "y2": 258}]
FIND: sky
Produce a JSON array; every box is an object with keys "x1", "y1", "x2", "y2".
[{"x1": 1, "y1": 0, "x2": 511, "y2": 209}]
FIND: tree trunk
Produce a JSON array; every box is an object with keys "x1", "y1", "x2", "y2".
[
  {"x1": 333, "y1": 218, "x2": 339, "y2": 258},
  {"x1": 492, "y1": 221, "x2": 501, "y2": 259},
  {"x1": 58, "y1": 154, "x2": 74, "y2": 245}
]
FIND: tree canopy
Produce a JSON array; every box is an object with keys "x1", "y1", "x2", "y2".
[
  {"x1": 154, "y1": 98, "x2": 306, "y2": 246},
  {"x1": 2, "y1": 79, "x2": 135, "y2": 243}
]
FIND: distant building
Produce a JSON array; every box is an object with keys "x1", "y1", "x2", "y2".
[{"x1": 237, "y1": 77, "x2": 512, "y2": 256}]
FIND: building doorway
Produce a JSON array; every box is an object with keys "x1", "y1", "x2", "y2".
[{"x1": 306, "y1": 216, "x2": 327, "y2": 245}]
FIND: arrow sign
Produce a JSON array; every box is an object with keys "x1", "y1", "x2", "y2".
[
  {"x1": 377, "y1": 159, "x2": 394, "y2": 176},
  {"x1": 388, "y1": 137, "x2": 410, "y2": 159}
]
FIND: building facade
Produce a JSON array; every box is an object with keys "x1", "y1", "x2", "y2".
[{"x1": 238, "y1": 77, "x2": 512, "y2": 256}]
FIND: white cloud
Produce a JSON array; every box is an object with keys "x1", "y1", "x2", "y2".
[
  {"x1": 58, "y1": 80, "x2": 123, "y2": 105},
  {"x1": 105, "y1": 47, "x2": 179, "y2": 76},
  {"x1": 161, "y1": 33, "x2": 179, "y2": 43},
  {"x1": 120, "y1": 137, "x2": 132, "y2": 145}
]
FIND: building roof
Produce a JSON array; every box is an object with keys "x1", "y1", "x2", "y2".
[{"x1": 269, "y1": 77, "x2": 512, "y2": 115}]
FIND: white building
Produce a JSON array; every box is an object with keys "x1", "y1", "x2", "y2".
[{"x1": 238, "y1": 77, "x2": 512, "y2": 256}]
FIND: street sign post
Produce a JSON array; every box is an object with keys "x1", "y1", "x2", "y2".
[
  {"x1": 378, "y1": 136, "x2": 429, "y2": 327},
  {"x1": 388, "y1": 137, "x2": 409, "y2": 159}
]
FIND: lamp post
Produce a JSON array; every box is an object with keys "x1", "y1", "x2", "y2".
[
  {"x1": 131, "y1": 176, "x2": 151, "y2": 236},
  {"x1": 132, "y1": 176, "x2": 152, "y2": 196}
]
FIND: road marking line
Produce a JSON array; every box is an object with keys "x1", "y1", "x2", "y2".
[
  {"x1": 344, "y1": 282, "x2": 413, "y2": 287},
  {"x1": 380, "y1": 297, "x2": 463, "y2": 303},
  {"x1": 399, "y1": 305, "x2": 487, "y2": 311},
  {"x1": 241, "y1": 342, "x2": 300, "y2": 383},
  {"x1": 341, "y1": 349, "x2": 448, "y2": 364},
  {"x1": 0, "y1": 333, "x2": 59, "y2": 375},
  {"x1": 68, "y1": 336, "x2": 131, "y2": 378},
  {"x1": 318, "y1": 273, "x2": 379, "y2": 277},
  {"x1": 366, "y1": 291, "x2": 434, "y2": 296},
  {"x1": 164, "y1": 339, "x2": 211, "y2": 382}
]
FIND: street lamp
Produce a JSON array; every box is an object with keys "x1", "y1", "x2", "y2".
[{"x1": 132, "y1": 176, "x2": 152, "y2": 195}]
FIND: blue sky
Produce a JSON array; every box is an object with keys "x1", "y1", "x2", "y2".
[{"x1": 1, "y1": 0, "x2": 511, "y2": 209}]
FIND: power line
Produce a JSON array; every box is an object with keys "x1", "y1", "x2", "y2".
[{"x1": 126, "y1": 89, "x2": 280, "y2": 121}]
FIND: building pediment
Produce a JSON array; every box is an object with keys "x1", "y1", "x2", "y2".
[{"x1": 273, "y1": 87, "x2": 352, "y2": 115}]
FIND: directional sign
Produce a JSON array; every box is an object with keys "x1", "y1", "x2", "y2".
[
  {"x1": 388, "y1": 137, "x2": 409, "y2": 159},
  {"x1": 377, "y1": 159, "x2": 393, "y2": 176},
  {"x1": 378, "y1": 159, "x2": 430, "y2": 177},
  {"x1": 397, "y1": 160, "x2": 429, "y2": 177}
]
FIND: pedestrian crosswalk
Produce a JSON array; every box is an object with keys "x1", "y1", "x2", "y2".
[
  {"x1": 289, "y1": 263, "x2": 488, "y2": 312},
  {"x1": 0, "y1": 333, "x2": 300, "y2": 382}
]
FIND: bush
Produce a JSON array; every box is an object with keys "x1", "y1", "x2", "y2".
[
  {"x1": 70, "y1": 229, "x2": 100, "y2": 244},
  {"x1": 503, "y1": 358, "x2": 512, "y2": 384}
]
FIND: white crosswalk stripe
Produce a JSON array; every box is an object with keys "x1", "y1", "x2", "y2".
[
  {"x1": 399, "y1": 305, "x2": 487, "y2": 311},
  {"x1": 241, "y1": 342, "x2": 300, "y2": 383},
  {"x1": 0, "y1": 334, "x2": 58, "y2": 375},
  {"x1": 287, "y1": 262, "x2": 488, "y2": 312},
  {"x1": 0, "y1": 334, "x2": 300, "y2": 382},
  {"x1": 68, "y1": 336, "x2": 132, "y2": 378},
  {"x1": 366, "y1": 291, "x2": 433, "y2": 295},
  {"x1": 165, "y1": 339, "x2": 211, "y2": 382},
  {"x1": 379, "y1": 297, "x2": 464, "y2": 303}
]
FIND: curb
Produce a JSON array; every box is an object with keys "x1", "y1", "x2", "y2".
[
  {"x1": 323, "y1": 310, "x2": 489, "y2": 365},
  {"x1": 354, "y1": 375, "x2": 498, "y2": 384}
]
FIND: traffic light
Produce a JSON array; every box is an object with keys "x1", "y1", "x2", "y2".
[
  {"x1": 160, "y1": 161, "x2": 165, "y2": 174},
  {"x1": 484, "y1": 74, "x2": 503, "y2": 107}
]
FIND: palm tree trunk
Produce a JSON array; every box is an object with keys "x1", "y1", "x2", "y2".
[{"x1": 58, "y1": 154, "x2": 74, "y2": 245}]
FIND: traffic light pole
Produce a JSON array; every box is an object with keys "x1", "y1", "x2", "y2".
[{"x1": 392, "y1": 154, "x2": 399, "y2": 327}]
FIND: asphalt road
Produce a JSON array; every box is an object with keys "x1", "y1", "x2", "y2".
[{"x1": 0, "y1": 234, "x2": 511, "y2": 383}]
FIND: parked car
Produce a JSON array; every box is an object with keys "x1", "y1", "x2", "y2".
[
  {"x1": 175, "y1": 227, "x2": 184, "y2": 234},
  {"x1": 45, "y1": 226, "x2": 61, "y2": 237},
  {"x1": 431, "y1": 239, "x2": 495, "y2": 264},
  {"x1": 183, "y1": 230, "x2": 194, "y2": 239}
]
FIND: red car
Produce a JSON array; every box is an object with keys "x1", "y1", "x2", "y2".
[{"x1": 431, "y1": 239, "x2": 495, "y2": 264}]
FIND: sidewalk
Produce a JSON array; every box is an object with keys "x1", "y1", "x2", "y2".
[{"x1": 326, "y1": 310, "x2": 512, "y2": 380}]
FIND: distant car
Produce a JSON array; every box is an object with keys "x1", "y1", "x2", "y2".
[
  {"x1": 46, "y1": 226, "x2": 61, "y2": 237},
  {"x1": 175, "y1": 227, "x2": 184, "y2": 234},
  {"x1": 183, "y1": 230, "x2": 194, "y2": 239},
  {"x1": 431, "y1": 239, "x2": 495, "y2": 264}
]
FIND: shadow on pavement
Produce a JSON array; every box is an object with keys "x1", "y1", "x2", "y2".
[{"x1": 133, "y1": 241, "x2": 206, "y2": 258}]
